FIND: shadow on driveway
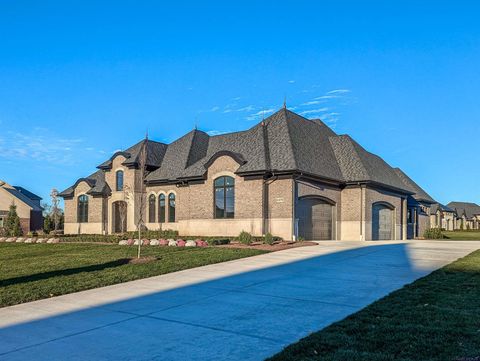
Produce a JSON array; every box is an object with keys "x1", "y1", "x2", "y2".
[{"x1": 0, "y1": 243, "x2": 439, "y2": 361}]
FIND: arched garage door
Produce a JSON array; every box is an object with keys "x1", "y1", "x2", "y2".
[
  {"x1": 372, "y1": 203, "x2": 393, "y2": 240},
  {"x1": 297, "y1": 197, "x2": 334, "y2": 240}
]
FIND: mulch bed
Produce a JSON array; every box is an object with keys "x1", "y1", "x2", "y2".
[{"x1": 127, "y1": 256, "x2": 158, "y2": 264}]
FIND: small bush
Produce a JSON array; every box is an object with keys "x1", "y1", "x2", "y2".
[
  {"x1": 424, "y1": 228, "x2": 444, "y2": 239},
  {"x1": 207, "y1": 238, "x2": 231, "y2": 246},
  {"x1": 238, "y1": 231, "x2": 253, "y2": 245},
  {"x1": 264, "y1": 233, "x2": 274, "y2": 245}
]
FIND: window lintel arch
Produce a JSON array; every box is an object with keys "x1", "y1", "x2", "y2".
[
  {"x1": 298, "y1": 195, "x2": 336, "y2": 206},
  {"x1": 372, "y1": 201, "x2": 395, "y2": 210}
]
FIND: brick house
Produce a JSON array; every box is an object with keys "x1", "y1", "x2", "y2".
[
  {"x1": 430, "y1": 203, "x2": 457, "y2": 230},
  {"x1": 60, "y1": 107, "x2": 438, "y2": 241},
  {"x1": 0, "y1": 181, "x2": 43, "y2": 234},
  {"x1": 445, "y1": 202, "x2": 480, "y2": 230}
]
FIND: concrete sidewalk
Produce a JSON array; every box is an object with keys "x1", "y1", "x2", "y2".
[{"x1": 1, "y1": 240, "x2": 479, "y2": 361}]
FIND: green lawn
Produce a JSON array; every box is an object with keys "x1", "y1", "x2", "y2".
[
  {"x1": 267, "y1": 250, "x2": 480, "y2": 361},
  {"x1": 443, "y1": 231, "x2": 480, "y2": 240},
  {"x1": 0, "y1": 243, "x2": 266, "y2": 308}
]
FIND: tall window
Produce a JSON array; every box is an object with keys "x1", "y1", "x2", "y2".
[
  {"x1": 78, "y1": 195, "x2": 89, "y2": 223},
  {"x1": 148, "y1": 194, "x2": 156, "y2": 223},
  {"x1": 158, "y1": 194, "x2": 166, "y2": 222},
  {"x1": 214, "y1": 176, "x2": 235, "y2": 219},
  {"x1": 168, "y1": 193, "x2": 176, "y2": 222},
  {"x1": 116, "y1": 170, "x2": 124, "y2": 191}
]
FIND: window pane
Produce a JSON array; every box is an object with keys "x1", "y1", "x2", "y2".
[
  {"x1": 116, "y1": 171, "x2": 124, "y2": 191},
  {"x1": 78, "y1": 195, "x2": 88, "y2": 223},
  {"x1": 214, "y1": 177, "x2": 225, "y2": 187},
  {"x1": 215, "y1": 188, "x2": 225, "y2": 218},
  {"x1": 158, "y1": 195, "x2": 166, "y2": 223},
  {"x1": 149, "y1": 195, "x2": 156, "y2": 223},
  {"x1": 168, "y1": 193, "x2": 176, "y2": 222},
  {"x1": 225, "y1": 176, "x2": 234, "y2": 186},
  {"x1": 225, "y1": 192, "x2": 234, "y2": 219}
]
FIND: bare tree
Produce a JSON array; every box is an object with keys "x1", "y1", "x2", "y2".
[
  {"x1": 118, "y1": 186, "x2": 130, "y2": 234},
  {"x1": 50, "y1": 189, "x2": 61, "y2": 233},
  {"x1": 136, "y1": 136, "x2": 148, "y2": 259}
]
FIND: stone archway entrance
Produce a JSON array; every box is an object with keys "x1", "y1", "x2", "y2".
[{"x1": 112, "y1": 201, "x2": 127, "y2": 233}]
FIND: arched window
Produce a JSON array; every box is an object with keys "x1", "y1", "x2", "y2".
[
  {"x1": 168, "y1": 193, "x2": 176, "y2": 222},
  {"x1": 148, "y1": 194, "x2": 156, "y2": 223},
  {"x1": 158, "y1": 194, "x2": 166, "y2": 223},
  {"x1": 214, "y1": 176, "x2": 235, "y2": 219},
  {"x1": 116, "y1": 170, "x2": 124, "y2": 191},
  {"x1": 77, "y1": 195, "x2": 89, "y2": 223}
]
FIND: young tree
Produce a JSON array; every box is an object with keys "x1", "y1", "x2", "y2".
[
  {"x1": 50, "y1": 189, "x2": 61, "y2": 233},
  {"x1": 136, "y1": 135, "x2": 148, "y2": 258},
  {"x1": 5, "y1": 203, "x2": 22, "y2": 236},
  {"x1": 118, "y1": 184, "x2": 131, "y2": 234}
]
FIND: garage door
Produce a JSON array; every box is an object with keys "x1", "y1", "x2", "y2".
[
  {"x1": 372, "y1": 203, "x2": 393, "y2": 240},
  {"x1": 298, "y1": 198, "x2": 333, "y2": 240}
]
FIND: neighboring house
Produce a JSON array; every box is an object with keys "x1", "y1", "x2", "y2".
[
  {"x1": 446, "y1": 202, "x2": 480, "y2": 230},
  {"x1": 0, "y1": 181, "x2": 43, "y2": 234},
  {"x1": 430, "y1": 203, "x2": 456, "y2": 230},
  {"x1": 393, "y1": 168, "x2": 436, "y2": 238},
  {"x1": 60, "y1": 107, "x2": 434, "y2": 241}
]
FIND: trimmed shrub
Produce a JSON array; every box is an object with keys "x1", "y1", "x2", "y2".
[
  {"x1": 424, "y1": 228, "x2": 444, "y2": 239},
  {"x1": 207, "y1": 238, "x2": 230, "y2": 246},
  {"x1": 238, "y1": 231, "x2": 253, "y2": 245},
  {"x1": 264, "y1": 233, "x2": 274, "y2": 245}
]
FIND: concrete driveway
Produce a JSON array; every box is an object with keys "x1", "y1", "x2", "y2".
[{"x1": 1, "y1": 240, "x2": 479, "y2": 361}]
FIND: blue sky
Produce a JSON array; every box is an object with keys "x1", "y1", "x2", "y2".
[{"x1": 0, "y1": 1, "x2": 479, "y2": 206}]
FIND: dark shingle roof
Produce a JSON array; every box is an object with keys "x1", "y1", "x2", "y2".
[
  {"x1": 98, "y1": 140, "x2": 167, "y2": 170},
  {"x1": 62, "y1": 107, "x2": 417, "y2": 196},
  {"x1": 12, "y1": 186, "x2": 42, "y2": 201},
  {"x1": 393, "y1": 168, "x2": 436, "y2": 203},
  {"x1": 330, "y1": 135, "x2": 411, "y2": 192},
  {"x1": 3, "y1": 188, "x2": 43, "y2": 211},
  {"x1": 59, "y1": 170, "x2": 111, "y2": 198},
  {"x1": 446, "y1": 202, "x2": 480, "y2": 219},
  {"x1": 431, "y1": 203, "x2": 455, "y2": 214}
]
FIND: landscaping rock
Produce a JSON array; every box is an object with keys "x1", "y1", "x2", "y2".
[
  {"x1": 177, "y1": 239, "x2": 186, "y2": 247},
  {"x1": 37, "y1": 238, "x2": 46, "y2": 243},
  {"x1": 52, "y1": 238, "x2": 60, "y2": 244},
  {"x1": 46, "y1": 238, "x2": 54, "y2": 244},
  {"x1": 5, "y1": 238, "x2": 16, "y2": 243},
  {"x1": 150, "y1": 239, "x2": 160, "y2": 246},
  {"x1": 185, "y1": 240, "x2": 197, "y2": 247},
  {"x1": 159, "y1": 239, "x2": 168, "y2": 246},
  {"x1": 133, "y1": 239, "x2": 140, "y2": 245},
  {"x1": 168, "y1": 239, "x2": 177, "y2": 246},
  {"x1": 24, "y1": 238, "x2": 33, "y2": 243},
  {"x1": 195, "y1": 239, "x2": 208, "y2": 247},
  {"x1": 0, "y1": 237, "x2": 5, "y2": 242},
  {"x1": 118, "y1": 240, "x2": 128, "y2": 245},
  {"x1": 15, "y1": 237, "x2": 25, "y2": 243},
  {"x1": 31, "y1": 238, "x2": 38, "y2": 243}
]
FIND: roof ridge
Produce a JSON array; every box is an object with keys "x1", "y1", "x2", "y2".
[
  {"x1": 343, "y1": 135, "x2": 370, "y2": 179},
  {"x1": 262, "y1": 122, "x2": 272, "y2": 171},
  {"x1": 282, "y1": 108, "x2": 298, "y2": 170}
]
